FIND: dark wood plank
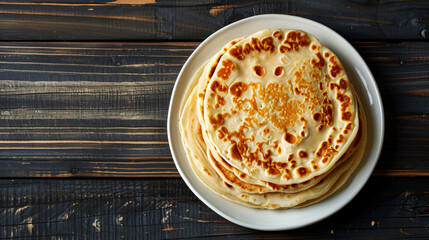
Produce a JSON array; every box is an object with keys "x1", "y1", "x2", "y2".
[
  {"x1": 0, "y1": 0, "x2": 429, "y2": 40},
  {"x1": 0, "y1": 41, "x2": 428, "y2": 177},
  {"x1": 0, "y1": 177, "x2": 428, "y2": 239}
]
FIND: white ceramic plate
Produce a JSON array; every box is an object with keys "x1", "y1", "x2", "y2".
[{"x1": 167, "y1": 14, "x2": 384, "y2": 231}]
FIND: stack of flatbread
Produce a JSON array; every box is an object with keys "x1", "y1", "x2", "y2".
[{"x1": 179, "y1": 29, "x2": 366, "y2": 209}]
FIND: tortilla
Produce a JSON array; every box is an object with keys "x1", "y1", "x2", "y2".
[
  {"x1": 203, "y1": 29, "x2": 359, "y2": 185},
  {"x1": 179, "y1": 29, "x2": 365, "y2": 209}
]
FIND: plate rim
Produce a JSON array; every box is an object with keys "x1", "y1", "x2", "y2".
[{"x1": 167, "y1": 14, "x2": 385, "y2": 231}]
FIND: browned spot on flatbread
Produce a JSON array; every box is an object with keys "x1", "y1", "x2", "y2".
[
  {"x1": 279, "y1": 45, "x2": 289, "y2": 54},
  {"x1": 281, "y1": 31, "x2": 311, "y2": 52},
  {"x1": 337, "y1": 95, "x2": 352, "y2": 123},
  {"x1": 294, "y1": 87, "x2": 301, "y2": 95},
  {"x1": 243, "y1": 43, "x2": 253, "y2": 55},
  {"x1": 253, "y1": 65, "x2": 265, "y2": 77},
  {"x1": 342, "y1": 111, "x2": 352, "y2": 121},
  {"x1": 316, "y1": 141, "x2": 329, "y2": 158},
  {"x1": 263, "y1": 128, "x2": 270, "y2": 135},
  {"x1": 273, "y1": 30, "x2": 283, "y2": 40},
  {"x1": 217, "y1": 129, "x2": 225, "y2": 139},
  {"x1": 343, "y1": 123, "x2": 353, "y2": 134},
  {"x1": 290, "y1": 160, "x2": 297, "y2": 169},
  {"x1": 296, "y1": 167, "x2": 308, "y2": 177},
  {"x1": 329, "y1": 56, "x2": 342, "y2": 78},
  {"x1": 285, "y1": 132, "x2": 297, "y2": 144},
  {"x1": 216, "y1": 59, "x2": 236, "y2": 80},
  {"x1": 311, "y1": 52, "x2": 326, "y2": 68},
  {"x1": 339, "y1": 78, "x2": 348, "y2": 90},
  {"x1": 229, "y1": 81, "x2": 249, "y2": 98},
  {"x1": 209, "y1": 113, "x2": 229, "y2": 128},
  {"x1": 272, "y1": 140, "x2": 278, "y2": 149},
  {"x1": 342, "y1": 97, "x2": 352, "y2": 113},
  {"x1": 261, "y1": 36, "x2": 275, "y2": 54},
  {"x1": 250, "y1": 37, "x2": 262, "y2": 52},
  {"x1": 336, "y1": 134, "x2": 345, "y2": 143},
  {"x1": 336, "y1": 93, "x2": 345, "y2": 102},
  {"x1": 215, "y1": 95, "x2": 225, "y2": 108},
  {"x1": 229, "y1": 45, "x2": 245, "y2": 60},
  {"x1": 210, "y1": 80, "x2": 227, "y2": 93},
  {"x1": 282, "y1": 172, "x2": 290, "y2": 180},
  {"x1": 298, "y1": 150, "x2": 308, "y2": 158},
  {"x1": 313, "y1": 113, "x2": 321, "y2": 122},
  {"x1": 230, "y1": 144, "x2": 242, "y2": 160},
  {"x1": 330, "y1": 82, "x2": 339, "y2": 91},
  {"x1": 268, "y1": 167, "x2": 280, "y2": 175},
  {"x1": 274, "y1": 66, "x2": 284, "y2": 76},
  {"x1": 275, "y1": 161, "x2": 287, "y2": 169}
]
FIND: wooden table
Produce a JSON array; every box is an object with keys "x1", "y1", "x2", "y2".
[{"x1": 1, "y1": 1, "x2": 428, "y2": 238}]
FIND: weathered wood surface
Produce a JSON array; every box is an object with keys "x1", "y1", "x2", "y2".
[
  {"x1": 1, "y1": 0, "x2": 429, "y2": 41},
  {"x1": 1, "y1": 2, "x2": 428, "y2": 237},
  {"x1": 0, "y1": 177, "x2": 428, "y2": 239},
  {"x1": 0, "y1": 41, "x2": 428, "y2": 177}
]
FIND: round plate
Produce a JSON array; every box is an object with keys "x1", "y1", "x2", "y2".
[{"x1": 167, "y1": 14, "x2": 384, "y2": 231}]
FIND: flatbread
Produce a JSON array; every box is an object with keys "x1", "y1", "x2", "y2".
[
  {"x1": 179, "y1": 29, "x2": 366, "y2": 209},
  {"x1": 203, "y1": 29, "x2": 359, "y2": 185}
]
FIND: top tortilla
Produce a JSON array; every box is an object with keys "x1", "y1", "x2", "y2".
[{"x1": 202, "y1": 29, "x2": 359, "y2": 185}]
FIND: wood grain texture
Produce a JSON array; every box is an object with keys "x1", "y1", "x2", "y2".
[
  {"x1": 0, "y1": 41, "x2": 428, "y2": 177},
  {"x1": 0, "y1": 0, "x2": 429, "y2": 40},
  {"x1": 0, "y1": 177, "x2": 428, "y2": 239}
]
